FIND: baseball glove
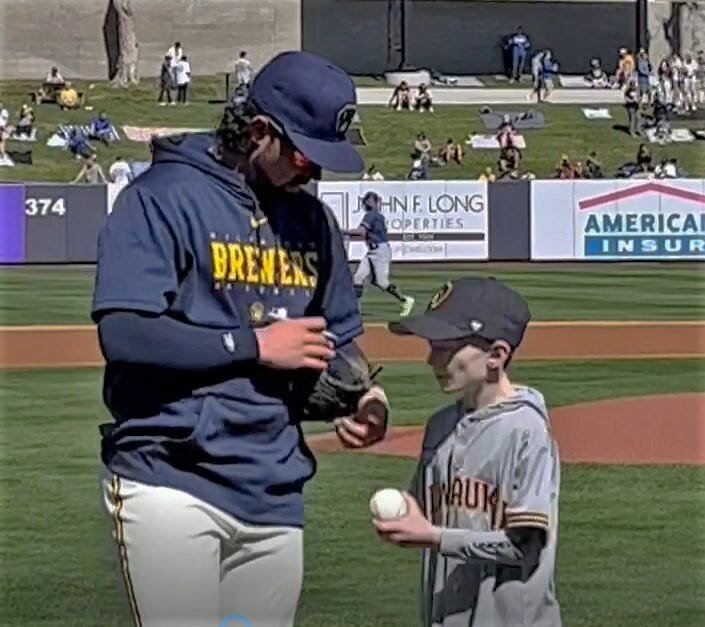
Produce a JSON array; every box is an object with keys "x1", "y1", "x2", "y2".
[{"x1": 297, "y1": 341, "x2": 384, "y2": 422}]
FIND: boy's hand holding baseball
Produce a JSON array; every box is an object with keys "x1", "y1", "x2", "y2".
[{"x1": 373, "y1": 492, "x2": 441, "y2": 549}]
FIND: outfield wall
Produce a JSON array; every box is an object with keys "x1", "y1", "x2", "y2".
[
  {"x1": 302, "y1": 0, "x2": 641, "y2": 76},
  {"x1": 0, "y1": 179, "x2": 704, "y2": 263},
  {"x1": 0, "y1": 0, "x2": 300, "y2": 80}
]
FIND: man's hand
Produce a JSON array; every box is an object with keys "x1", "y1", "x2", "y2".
[
  {"x1": 372, "y1": 492, "x2": 441, "y2": 549},
  {"x1": 333, "y1": 385, "x2": 389, "y2": 448},
  {"x1": 255, "y1": 317, "x2": 335, "y2": 371}
]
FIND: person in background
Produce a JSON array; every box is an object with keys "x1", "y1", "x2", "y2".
[
  {"x1": 478, "y1": 166, "x2": 496, "y2": 182},
  {"x1": 15, "y1": 103, "x2": 36, "y2": 139},
  {"x1": 654, "y1": 158, "x2": 678, "y2": 179},
  {"x1": 624, "y1": 78, "x2": 641, "y2": 137},
  {"x1": 413, "y1": 132, "x2": 432, "y2": 160},
  {"x1": 45, "y1": 66, "x2": 64, "y2": 85},
  {"x1": 682, "y1": 52, "x2": 698, "y2": 112},
  {"x1": 408, "y1": 157, "x2": 429, "y2": 180},
  {"x1": 90, "y1": 111, "x2": 116, "y2": 146},
  {"x1": 234, "y1": 50, "x2": 254, "y2": 88},
  {"x1": 497, "y1": 146, "x2": 521, "y2": 179},
  {"x1": 0, "y1": 102, "x2": 8, "y2": 129},
  {"x1": 109, "y1": 155, "x2": 133, "y2": 186},
  {"x1": 158, "y1": 55, "x2": 175, "y2": 106},
  {"x1": 496, "y1": 114, "x2": 521, "y2": 150},
  {"x1": 552, "y1": 154, "x2": 575, "y2": 179},
  {"x1": 635, "y1": 143, "x2": 653, "y2": 173},
  {"x1": 528, "y1": 50, "x2": 544, "y2": 101},
  {"x1": 635, "y1": 48, "x2": 652, "y2": 101},
  {"x1": 439, "y1": 138, "x2": 463, "y2": 165},
  {"x1": 540, "y1": 50, "x2": 559, "y2": 101},
  {"x1": 363, "y1": 163, "x2": 385, "y2": 181},
  {"x1": 615, "y1": 48, "x2": 636, "y2": 88},
  {"x1": 67, "y1": 127, "x2": 93, "y2": 159},
  {"x1": 657, "y1": 57, "x2": 673, "y2": 104},
  {"x1": 414, "y1": 83, "x2": 434, "y2": 112},
  {"x1": 506, "y1": 25, "x2": 531, "y2": 82},
  {"x1": 72, "y1": 153, "x2": 107, "y2": 184},
  {"x1": 57, "y1": 81, "x2": 81, "y2": 110},
  {"x1": 696, "y1": 50, "x2": 705, "y2": 104},
  {"x1": 167, "y1": 41, "x2": 184, "y2": 69},
  {"x1": 585, "y1": 58, "x2": 609, "y2": 88},
  {"x1": 585, "y1": 151, "x2": 603, "y2": 178},
  {"x1": 389, "y1": 81, "x2": 411, "y2": 111},
  {"x1": 175, "y1": 55, "x2": 191, "y2": 104},
  {"x1": 344, "y1": 190, "x2": 415, "y2": 317},
  {"x1": 669, "y1": 52, "x2": 684, "y2": 110}
]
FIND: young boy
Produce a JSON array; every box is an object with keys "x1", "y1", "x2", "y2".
[{"x1": 375, "y1": 276, "x2": 563, "y2": 627}]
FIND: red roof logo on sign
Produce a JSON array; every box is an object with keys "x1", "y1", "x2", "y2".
[{"x1": 578, "y1": 182, "x2": 705, "y2": 211}]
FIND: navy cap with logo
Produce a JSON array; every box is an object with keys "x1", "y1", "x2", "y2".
[
  {"x1": 388, "y1": 277, "x2": 531, "y2": 350},
  {"x1": 249, "y1": 50, "x2": 363, "y2": 173}
]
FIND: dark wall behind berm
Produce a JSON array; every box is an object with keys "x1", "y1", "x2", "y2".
[{"x1": 302, "y1": 0, "x2": 638, "y2": 76}]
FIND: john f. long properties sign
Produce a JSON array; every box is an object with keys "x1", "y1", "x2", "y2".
[
  {"x1": 531, "y1": 180, "x2": 705, "y2": 260},
  {"x1": 316, "y1": 181, "x2": 488, "y2": 261}
]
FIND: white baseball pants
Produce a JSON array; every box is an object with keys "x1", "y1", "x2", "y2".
[
  {"x1": 353, "y1": 242, "x2": 392, "y2": 289},
  {"x1": 101, "y1": 469, "x2": 303, "y2": 627}
]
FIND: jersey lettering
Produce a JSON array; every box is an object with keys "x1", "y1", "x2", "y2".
[
  {"x1": 210, "y1": 240, "x2": 319, "y2": 289},
  {"x1": 428, "y1": 475, "x2": 508, "y2": 530}
]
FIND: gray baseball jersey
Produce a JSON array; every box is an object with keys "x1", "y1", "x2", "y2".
[{"x1": 409, "y1": 386, "x2": 562, "y2": 627}]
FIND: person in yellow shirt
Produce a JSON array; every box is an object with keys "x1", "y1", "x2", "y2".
[
  {"x1": 616, "y1": 48, "x2": 636, "y2": 88},
  {"x1": 478, "y1": 166, "x2": 496, "y2": 182},
  {"x1": 57, "y1": 82, "x2": 81, "y2": 110}
]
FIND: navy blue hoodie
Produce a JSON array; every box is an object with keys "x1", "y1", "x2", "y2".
[{"x1": 92, "y1": 132, "x2": 362, "y2": 528}]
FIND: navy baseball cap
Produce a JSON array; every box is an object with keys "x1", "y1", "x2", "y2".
[
  {"x1": 249, "y1": 51, "x2": 363, "y2": 173},
  {"x1": 389, "y1": 277, "x2": 531, "y2": 349}
]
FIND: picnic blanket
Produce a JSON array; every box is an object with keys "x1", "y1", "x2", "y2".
[
  {"x1": 582, "y1": 108, "x2": 612, "y2": 120},
  {"x1": 122, "y1": 125, "x2": 210, "y2": 142},
  {"x1": 466, "y1": 134, "x2": 526, "y2": 149},
  {"x1": 479, "y1": 110, "x2": 545, "y2": 130},
  {"x1": 644, "y1": 127, "x2": 695, "y2": 144},
  {"x1": 55, "y1": 123, "x2": 119, "y2": 143},
  {"x1": 7, "y1": 128, "x2": 37, "y2": 142}
]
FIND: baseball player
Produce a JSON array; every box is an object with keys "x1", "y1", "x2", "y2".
[
  {"x1": 92, "y1": 51, "x2": 389, "y2": 627},
  {"x1": 375, "y1": 277, "x2": 562, "y2": 626},
  {"x1": 343, "y1": 190, "x2": 415, "y2": 316}
]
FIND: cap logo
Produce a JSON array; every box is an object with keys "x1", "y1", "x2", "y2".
[
  {"x1": 428, "y1": 281, "x2": 453, "y2": 311},
  {"x1": 470, "y1": 320, "x2": 484, "y2": 332},
  {"x1": 335, "y1": 104, "x2": 356, "y2": 138}
]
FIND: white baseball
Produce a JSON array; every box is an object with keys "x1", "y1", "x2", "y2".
[{"x1": 369, "y1": 488, "x2": 408, "y2": 521}]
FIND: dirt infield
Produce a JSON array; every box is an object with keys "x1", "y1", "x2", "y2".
[
  {"x1": 308, "y1": 393, "x2": 705, "y2": 465},
  {"x1": 1, "y1": 321, "x2": 704, "y2": 369}
]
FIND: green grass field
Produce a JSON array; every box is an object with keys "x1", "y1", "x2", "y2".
[
  {"x1": 1, "y1": 263, "x2": 704, "y2": 326},
  {"x1": 1, "y1": 361, "x2": 705, "y2": 627},
  {"x1": 0, "y1": 77, "x2": 703, "y2": 183}
]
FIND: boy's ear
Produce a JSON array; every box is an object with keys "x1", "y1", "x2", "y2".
[{"x1": 487, "y1": 340, "x2": 511, "y2": 372}]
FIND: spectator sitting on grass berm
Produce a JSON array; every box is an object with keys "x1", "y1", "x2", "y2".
[
  {"x1": 439, "y1": 138, "x2": 463, "y2": 165},
  {"x1": 414, "y1": 83, "x2": 434, "y2": 112},
  {"x1": 408, "y1": 157, "x2": 429, "y2": 180},
  {"x1": 90, "y1": 111, "x2": 117, "y2": 146},
  {"x1": 585, "y1": 151, "x2": 604, "y2": 178},
  {"x1": 67, "y1": 128, "x2": 93, "y2": 159},
  {"x1": 57, "y1": 82, "x2": 81, "y2": 110},
  {"x1": 362, "y1": 163, "x2": 384, "y2": 181},
  {"x1": 71, "y1": 153, "x2": 106, "y2": 184},
  {"x1": 585, "y1": 58, "x2": 609, "y2": 88},
  {"x1": 553, "y1": 154, "x2": 577, "y2": 179},
  {"x1": 478, "y1": 166, "x2": 496, "y2": 182},
  {"x1": 389, "y1": 81, "x2": 411, "y2": 110},
  {"x1": 497, "y1": 146, "x2": 521, "y2": 179}
]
